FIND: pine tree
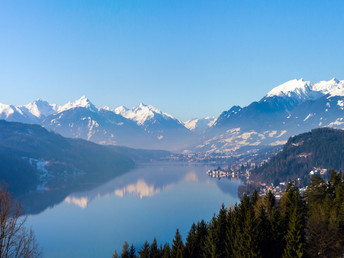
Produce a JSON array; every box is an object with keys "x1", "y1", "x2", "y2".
[
  {"x1": 171, "y1": 229, "x2": 184, "y2": 258},
  {"x1": 150, "y1": 238, "x2": 159, "y2": 258},
  {"x1": 214, "y1": 204, "x2": 228, "y2": 258},
  {"x1": 203, "y1": 216, "x2": 217, "y2": 258},
  {"x1": 255, "y1": 203, "x2": 271, "y2": 257},
  {"x1": 305, "y1": 175, "x2": 326, "y2": 209},
  {"x1": 184, "y1": 223, "x2": 197, "y2": 258},
  {"x1": 129, "y1": 244, "x2": 137, "y2": 258},
  {"x1": 283, "y1": 206, "x2": 305, "y2": 258},
  {"x1": 263, "y1": 191, "x2": 276, "y2": 220},
  {"x1": 121, "y1": 241, "x2": 130, "y2": 258},
  {"x1": 112, "y1": 250, "x2": 119, "y2": 258},
  {"x1": 138, "y1": 241, "x2": 150, "y2": 258},
  {"x1": 195, "y1": 220, "x2": 208, "y2": 257},
  {"x1": 162, "y1": 243, "x2": 171, "y2": 258}
]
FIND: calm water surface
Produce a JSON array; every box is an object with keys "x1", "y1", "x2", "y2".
[{"x1": 27, "y1": 162, "x2": 242, "y2": 257}]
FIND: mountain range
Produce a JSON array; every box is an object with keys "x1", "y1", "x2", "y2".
[
  {"x1": 189, "y1": 78, "x2": 344, "y2": 155},
  {"x1": 1, "y1": 78, "x2": 344, "y2": 153}
]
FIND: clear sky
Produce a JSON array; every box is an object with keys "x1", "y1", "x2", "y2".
[{"x1": 1, "y1": 0, "x2": 344, "y2": 121}]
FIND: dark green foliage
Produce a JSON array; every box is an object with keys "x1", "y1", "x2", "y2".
[
  {"x1": 118, "y1": 170, "x2": 344, "y2": 258},
  {"x1": 171, "y1": 229, "x2": 183, "y2": 258},
  {"x1": 150, "y1": 238, "x2": 159, "y2": 258},
  {"x1": 184, "y1": 223, "x2": 197, "y2": 258},
  {"x1": 254, "y1": 128, "x2": 344, "y2": 184},
  {"x1": 161, "y1": 243, "x2": 171, "y2": 258},
  {"x1": 129, "y1": 244, "x2": 137, "y2": 258},
  {"x1": 121, "y1": 241, "x2": 130, "y2": 258},
  {"x1": 138, "y1": 241, "x2": 150, "y2": 258}
]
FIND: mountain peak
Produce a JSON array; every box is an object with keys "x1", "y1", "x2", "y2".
[
  {"x1": 331, "y1": 77, "x2": 339, "y2": 83},
  {"x1": 114, "y1": 105, "x2": 129, "y2": 115},
  {"x1": 25, "y1": 99, "x2": 57, "y2": 118},
  {"x1": 58, "y1": 96, "x2": 97, "y2": 113},
  {"x1": 266, "y1": 78, "x2": 313, "y2": 98}
]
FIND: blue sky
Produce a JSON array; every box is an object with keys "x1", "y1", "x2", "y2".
[{"x1": 1, "y1": 0, "x2": 344, "y2": 120}]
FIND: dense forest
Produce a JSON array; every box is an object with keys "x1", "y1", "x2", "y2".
[
  {"x1": 115, "y1": 170, "x2": 344, "y2": 257},
  {"x1": 253, "y1": 127, "x2": 344, "y2": 185}
]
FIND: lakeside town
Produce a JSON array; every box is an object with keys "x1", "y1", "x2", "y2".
[{"x1": 205, "y1": 164, "x2": 330, "y2": 199}]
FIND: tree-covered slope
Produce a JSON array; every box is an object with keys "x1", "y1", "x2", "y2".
[
  {"x1": 0, "y1": 120, "x2": 169, "y2": 196},
  {"x1": 253, "y1": 127, "x2": 344, "y2": 184}
]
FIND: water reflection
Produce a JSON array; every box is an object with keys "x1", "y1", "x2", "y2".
[
  {"x1": 62, "y1": 164, "x2": 237, "y2": 209},
  {"x1": 27, "y1": 162, "x2": 242, "y2": 258}
]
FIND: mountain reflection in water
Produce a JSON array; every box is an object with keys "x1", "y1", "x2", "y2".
[{"x1": 27, "y1": 162, "x2": 242, "y2": 258}]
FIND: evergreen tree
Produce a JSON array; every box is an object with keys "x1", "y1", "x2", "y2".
[
  {"x1": 263, "y1": 191, "x2": 275, "y2": 219},
  {"x1": 112, "y1": 250, "x2": 119, "y2": 258},
  {"x1": 305, "y1": 175, "x2": 326, "y2": 209},
  {"x1": 161, "y1": 243, "x2": 171, "y2": 258},
  {"x1": 121, "y1": 241, "x2": 130, "y2": 258},
  {"x1": 283, "y1": 203, "x2": 306, "y2": 257},
  {"x1": 255, "y1": 203, "x2": 271, "y2": 258},
  {"x1": 270, "y1": 205, "x2": 284, "y2": 257},
  {"x1": 203, "y1": 216, "x2": 217, "y2": 258},
  {"x1": 129, "y1": 244, "x2": 137, "y2": 258},
  {"x1": 306, "y1": 205, "x2": 342, "y2": 257},
  {"x1": 138, "y1": 241, "x2": 150, "y2": 258},
  {"x1": 195, "y1": 220, "x2": 208, "y2": 257},
  {"x1": 215, "y1": 204, "x2": 229, "y2": 258},
  {"x1": 171, "y1": 229, "x2": 184, "y2": 258},
  {"x1": 150, "y1": 238, "x2": 159, "y2": 258},
  {"x1": 184, "y1": 223, "x2": 197, "y2": 258}
]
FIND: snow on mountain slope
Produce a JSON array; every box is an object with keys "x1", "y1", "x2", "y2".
[
  {"x1": 58, "y1": 96, "x2": 97, "y2": 113},
  {"x1": 266, "y1": 78, "x2": 321, "y2": 102},
  {"x1": 0, "y1": 103, "x2": 39, "y2": 123},
  {"x1": 115, "y1": 103, "x2": 176, "y2": 126},
  {"x1": 313, "y1": 78, "x2": 344, "y2": 97},
  {"x1": 266, "y1": 78, "x2": 344, "y2": 101},
  {"x1": 196, "y1": 78, "x2": 344, "y2": 155},
  {"x1": 184, "y1": 117, "x2": 216, "y2": 133},
  {"x1": 24, "y1": 99, "x2": 58, "y2": 118}
]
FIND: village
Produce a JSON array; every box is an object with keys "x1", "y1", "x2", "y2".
[{"x1": 205, "y1": 165, "x2": 330, "y2": 199}]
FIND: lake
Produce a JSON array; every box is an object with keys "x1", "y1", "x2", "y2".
[{"x1": 27, "y1": 162, "x2": 242, "y2": 257}]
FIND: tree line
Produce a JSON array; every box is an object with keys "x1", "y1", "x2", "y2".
[{"x1": 114, "y1": 170, "x2": 344, "y2": 257}]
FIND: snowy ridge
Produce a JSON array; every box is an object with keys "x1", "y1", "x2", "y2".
[
  {"x1": 115, "y1": 103, "x2": 177, "y2": 126},
  {"x1": 0, "y1": 103, "x2": 20, "y2": 119},
  {"x1": 58, "y1": 96, "x2": 97, "y2": 113},
  {"x1": 266, "y1": 78, "x2": 344, "y2": 101},
  {"x1": 312, "y1": 78, "x2": 344, "y2": 97},
  {"x1": 184, "y1": 117, "x2": 216, "y2": 132},
  {"x1": 24, "y1": 99, "x2": 58, "y2": 118}
]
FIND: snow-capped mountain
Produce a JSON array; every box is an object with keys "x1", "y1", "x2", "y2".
[
  {"x1": 0, "y1": 97, "x2": 197, "y2": 151},
  {"x1": 114, "y1": 103, "x2": 175, "y2": 125},
  {"x1": 114, "y1": 103, "x2": 194, "y2": 148},
  {"x1": 58, "y1": 96, "x2": 98, "y2": 113},
  {"x1": 2, "y1": 77, "x2": 344, "y2": 154},
  {"x1": 25, "y1": 99, "x2": 58, "y2": 119},
  {"x1": 266, "y1": 78, "x2": 344, "y2": 101},
  {"x1": 191, "y1": 78, "x2": 344, "y2": 155},
  {"x1": 0, "y1": 103, "x2": 39, "y2": 124},
  {"x1": 184, "y1": 117, "x2": 216, "y2": 134}
]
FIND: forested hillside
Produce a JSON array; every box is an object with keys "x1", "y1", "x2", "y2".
[
  {"x1": 253, "y1": 127, "x2": 344, "y2": 184},
  {"x1": 116, "y1": 171, "x2": 344, "y2": 257},
  {"x1": 0, "y1": 120, "x2": 170, "y2": 213}
]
